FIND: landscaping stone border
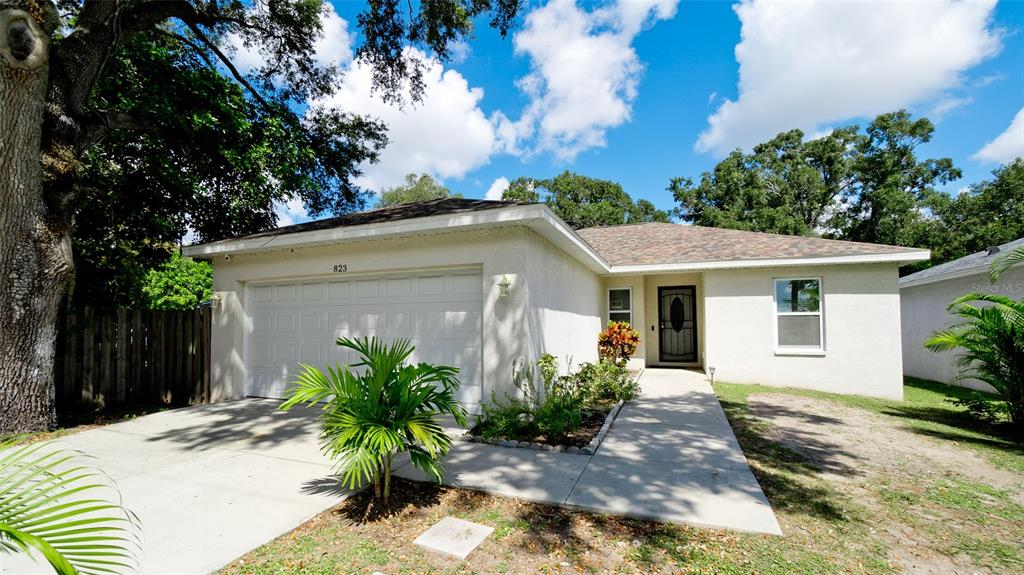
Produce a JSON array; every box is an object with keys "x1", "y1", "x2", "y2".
[{"x1": 459, "y1": 400, "x2": 625, "y2": 455}]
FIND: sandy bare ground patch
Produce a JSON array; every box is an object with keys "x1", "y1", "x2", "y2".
[{"x1": 747, "y1": 393, "x2": 1024, "y2": 575}]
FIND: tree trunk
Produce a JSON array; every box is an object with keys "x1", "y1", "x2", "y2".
[
  {"x1": 383, "y1": 453, "x2": 392, "y2": 506},
  {"x1": 0, "y1": 7, "x2": 72, "y2": 434},
  {"x1": 373, "y1": 466, "x2": 382, "y2": 500}
]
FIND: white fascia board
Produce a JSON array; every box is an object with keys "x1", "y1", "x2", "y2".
[
  {"x1": 181, "y1": 204, "x2": 612, "y2": 272},
  {"x1": 605, "y1": 249, "x2": 931, "y2": 275},
  {"x1": 526, "y1": 209, "x2": 611, "y2": 273},
  {"x1": 182, "y1": 205, "x2": 544, "y2": 257}
]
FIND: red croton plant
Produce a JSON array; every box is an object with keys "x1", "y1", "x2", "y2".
[{"x1": 598, "y1": 321, "x2": 641, "y2": 367}]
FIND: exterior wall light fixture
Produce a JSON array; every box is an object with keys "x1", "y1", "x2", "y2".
[{"x1": 498, "y1": 275, "x2": 512, "y2": 298}]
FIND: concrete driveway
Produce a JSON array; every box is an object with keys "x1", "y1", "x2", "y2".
[{"x1": 1, "y1": 399, "x2": 348, "y2": 575}]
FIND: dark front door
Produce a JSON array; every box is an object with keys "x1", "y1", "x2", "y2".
[{"x1": 658, "y1": 286, "x2": 697, "y2": 363}]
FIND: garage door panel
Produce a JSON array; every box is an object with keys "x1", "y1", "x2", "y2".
[
  {"x1": 327, "y1": 281, "x2": 351, "y2": 299},
  {"x1": 246, "y1": 269, "x2": 483, "y2": 409},
  {"x1": 276, "y1": 283, "x2": 297, "y2": 301},
  {"x1": 418, "y1": 275, "x2": 444, "y2": 295},
  {"x1": 300, "y1": 282, "x2": 323, "y2": 300}
]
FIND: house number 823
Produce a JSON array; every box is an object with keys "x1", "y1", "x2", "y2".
[{"x1": 333, "y1": 264, "x2": 348, "y2": 273}]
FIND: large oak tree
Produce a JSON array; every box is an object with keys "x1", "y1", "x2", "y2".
[{"x1": 0, "y1": 0, "x2": 521, "y2": 433}]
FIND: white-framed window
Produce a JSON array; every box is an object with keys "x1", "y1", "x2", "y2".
[
  {"x1": 773, "y1": 277, "x2": 823, "y2": 350},
  {"x1": 608, "y1": 287, "x2": 632, "y2": 325}
]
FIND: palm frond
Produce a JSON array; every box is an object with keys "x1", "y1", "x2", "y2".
[
  {"x1": 990, "y1": 245, "x2": 1024, "y2": 282},
  {"x1": 282, "y1": 336, "x2": 467, "y2": 498},
  {"x1": 0, "y1": 441, "x2": 140, "y2": 575},
  {"x1": 926, "y1": 294, "x2": 1024, "y2": 428}
]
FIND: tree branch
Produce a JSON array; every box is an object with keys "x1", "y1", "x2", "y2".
[
  {"x1": 180, "y1": 21, "x2": 272, "y2": 111},
  {"x1": 78, "y1": 111, "x2": 161, "y2": 150}
]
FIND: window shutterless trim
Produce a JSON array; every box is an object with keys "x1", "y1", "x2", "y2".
[
  {"x1": 607, "y1": 287, "x2": 632, "y2": 325},
  {"x1": 772, "y1": 276, "x2": 824, "y2": 352}
]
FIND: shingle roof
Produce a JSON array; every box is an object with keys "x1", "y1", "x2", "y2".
[
  {"x1": 575, "y1": 222, "x2": 922, "y2": 266},
  {"x1": 899, "y1": 236, "x2": 1024, "y2": 286},
  {"x1": 225, "y1": 198, "x2": 528, "y2": 241}
]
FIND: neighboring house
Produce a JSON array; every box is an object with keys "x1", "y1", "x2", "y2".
[
  {"x1": 183, "y1": 198, "x2": 928, "y2": 409},
  {"x1": 899, "y1": 238, "x2": 1024, "y2": 392}
]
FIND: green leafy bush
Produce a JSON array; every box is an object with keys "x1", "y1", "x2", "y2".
[
  {"x1": 141, "y1": 252, "x2": 212, "y2": 310},
  {"x1": 571, "y1": 359, "x2": 640, "y2": 404},
  {"x1": 476, "y1": 400, "x2": 535, "y2": 440},
  {"x1": 475, "y1": 355, "x2": 586, "y2": 442},
  {"x1": 474, "y1": 355, "x2": 640, "y2": 444},
  {"x1": 532, "y1": 394, "x2": 583, "y2": 440}
]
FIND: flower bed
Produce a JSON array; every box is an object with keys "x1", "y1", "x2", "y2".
[
  {"x1": 467, "y1": 347, "x2": 640, "y2": 454},
  {"x1": 462, "y1": 400, "x2": 625, "y2": 454}
]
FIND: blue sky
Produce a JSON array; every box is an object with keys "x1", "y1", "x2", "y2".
[{"x1": 275, "y1": 0, "x2": 1024, "y2": 224}]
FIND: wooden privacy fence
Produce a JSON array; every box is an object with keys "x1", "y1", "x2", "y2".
[{"x1": 55, "y1": 307, "x2": 212, "y2": 407}]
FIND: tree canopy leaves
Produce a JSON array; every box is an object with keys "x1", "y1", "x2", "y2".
[
  {"x1": 375, "y1": 174, "x2": 461, "y2": 208},
  {"x1": 59, "y1": 0, "x2": 526, "y2": 307},
  {"x1": 141, "y1": 253, "x2": 213, "y2": 310},
  {"x1": 503, "y1": 171, "x2": 671, "y2": 229},
  {"x1": 669, "y1": 110, "x2": 1015, "y2": 271}
]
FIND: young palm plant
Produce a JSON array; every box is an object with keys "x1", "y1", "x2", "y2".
[
  {"x1": 926, "y1": 249, "x2": 1024, "y2": 432},
  {"x1": 280, "y1": 337, "x2": 467, "y2": 504},
  {"x1": 0, "y1": 437, "x2": 140, "y2": 574}
]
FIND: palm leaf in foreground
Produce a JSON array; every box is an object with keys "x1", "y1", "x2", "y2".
[
  {"x1": 990, "y1": 245, "x2": 1024, "y2": 282},
  {"x1": 0, "y1": 439, "x2": 141, "y2": 575}
]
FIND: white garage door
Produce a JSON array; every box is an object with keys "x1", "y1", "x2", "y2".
[{"x1": 245, "y1": 268, "x2": 483, "y2": 410}]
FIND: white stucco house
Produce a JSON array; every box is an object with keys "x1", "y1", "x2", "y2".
[
  {"x1": 183, "y1": 198, "x2": 929, "y2": 409},
  {"x1": 899, "y1": 237, "x2": 1024, "y2": 392}
]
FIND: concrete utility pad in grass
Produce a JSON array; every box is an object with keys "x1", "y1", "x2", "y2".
[{"x1": 414, "y1": 517, "x2": 494, "y2": 560}]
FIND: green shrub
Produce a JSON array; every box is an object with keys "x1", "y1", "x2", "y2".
[
  {"x1": 571, "y1": 359, "x2": 640, "y2": 403},
  {"x1": 475, "y1": 354, "x2": 640, "y2": 443},
  {"x1": 476, "y1": 354, "x2": 586, "y2": 442},
  {"x1": 533, "y1": 394, "x2": 583, "y2": 441},
  {"x1": 476, "y1": 400, "x2": 536, "y2": 440}
]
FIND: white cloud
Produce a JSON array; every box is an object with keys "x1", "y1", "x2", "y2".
[
  {"x1": 973, "y1": 107, "x2": 1024, "y2": 164},
  {"x1": 226, "y1": 3, "x2": 351, "y2": 74},
  {"x1": 497, "y1": 0, "x2": 678, "y2": 160},
  {"x1": 275, "y1": 197, "x2": 309, "y2": 227},
  {"x1": 314, "y1": 48, "x2": 497, "y2": 191},
  {"x1": 697, "y1": 0, "x2": 1002, "y2": 156},
  {"x1": 930, "y1": 95, "x2": 974, "y2": 120},
  {"x1": 484, "y1": 177, "x2": 510, "y2": 200}
]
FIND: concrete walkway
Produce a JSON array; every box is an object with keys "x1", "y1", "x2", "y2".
[{"x1": 397, "y1": 368, "x2": 781, "y2": 535}]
